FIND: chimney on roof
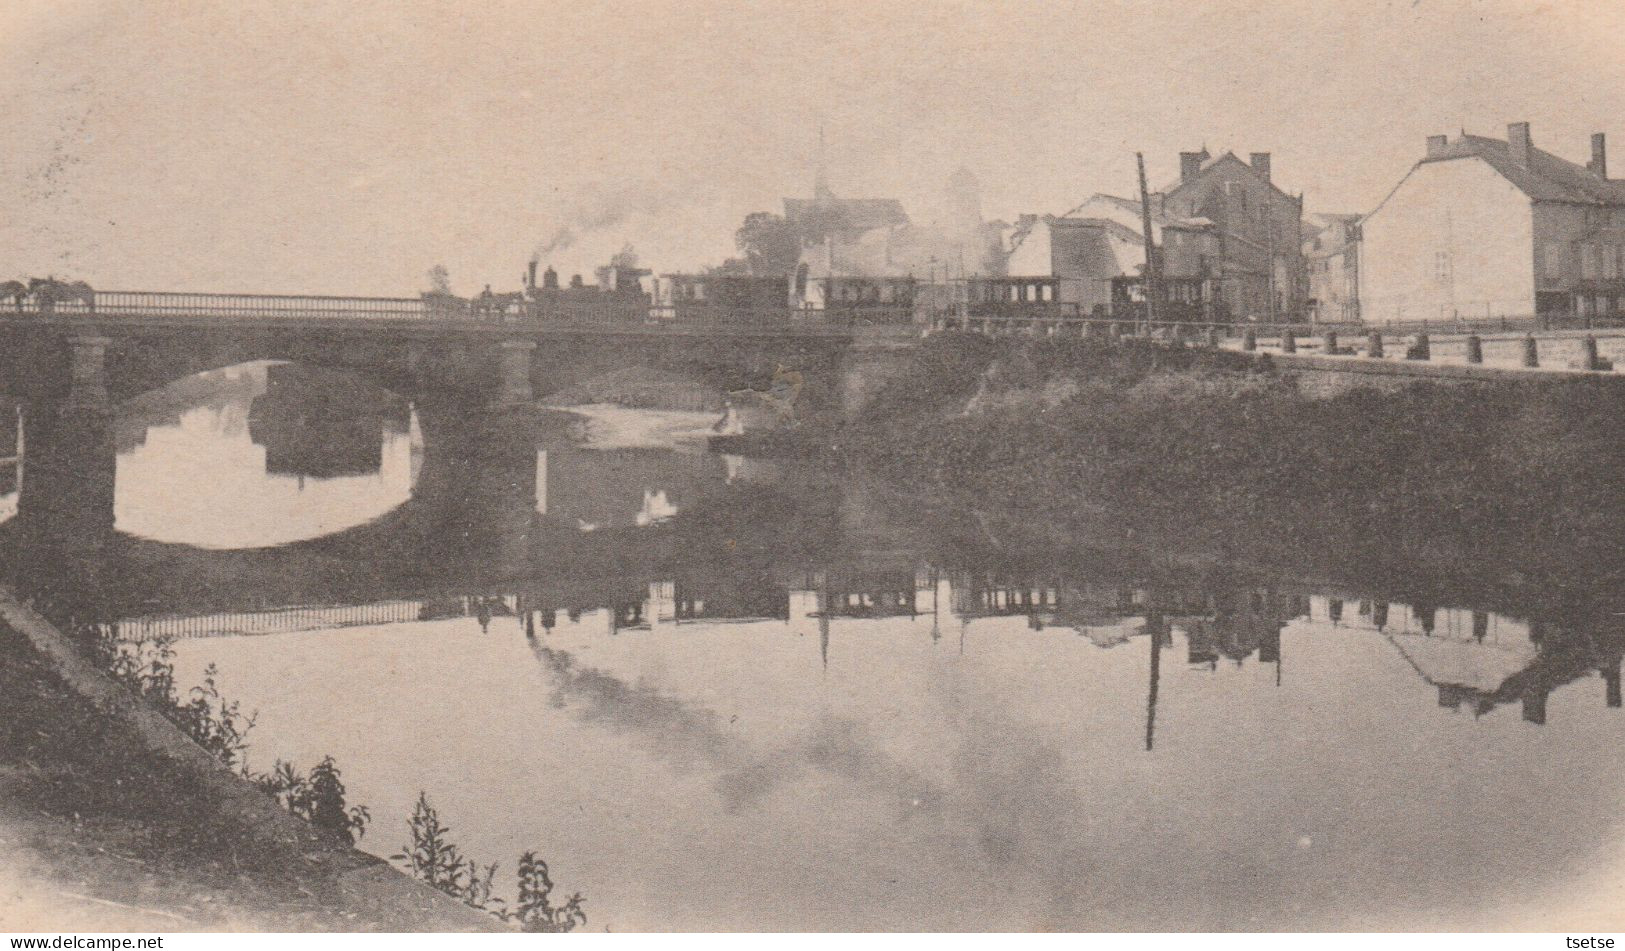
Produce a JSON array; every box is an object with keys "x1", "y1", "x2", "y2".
[
  {"x1": 1590, "y1": 132, "x2": 1608, "y2": 179},
  {"x1": 1180, "y1": 151, "x2": 1204, "y2": 183},
  {"x1": 1426, "y1": 134, "x2": 1448, "y2": 157},
  {"x1": 1507, "y1": 122, "x2": 1532, "y2": 168},
  {"x1": 1250, "y1": 152, "x2": 1272, "y2": 181}
]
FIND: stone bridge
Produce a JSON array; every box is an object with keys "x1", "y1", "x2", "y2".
[{"x1": 0, "y1": 290, "x2": 927, "y2": 422}]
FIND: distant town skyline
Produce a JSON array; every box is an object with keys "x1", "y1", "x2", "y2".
[{"x1": 3, "y1": 0, "x2": 1624, "y2": 294}]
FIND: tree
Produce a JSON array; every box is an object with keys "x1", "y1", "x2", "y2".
[
  {"x1": 735, "y1": 212, "x2": 803, "y2": 276},
  {"x1": 707, "y1": 257, "x2": 751, "y2": 277},
  {"x1": 426, "y1": 265, "x2": 452, "y2": 295}
]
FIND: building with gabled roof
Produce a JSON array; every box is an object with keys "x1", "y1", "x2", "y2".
[
  {"x1": 1149, "y1": 149, "x2": 1307, "y2": 320},
  {"x1": 996, "y1": 213, "x2": 1146, "y2": 314},
  {"x1": 997, "y1": 149, "x2": 1306, "y2": 321},
  {"x1": 1359, "y1": 122, "x2": 1625, "y2": 323},
  {"x1": 1304, "y1": 212, "x2": 1362, "y2": 323}
]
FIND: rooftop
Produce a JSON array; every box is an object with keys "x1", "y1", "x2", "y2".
[{"x1": 1422, "y1": 132, "x2": 1625, "y2": 205}]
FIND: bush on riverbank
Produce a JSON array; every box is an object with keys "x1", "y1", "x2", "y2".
[
  {"x1": 75, "y1": 618, "x2": 381, "y2": 852},
  {"x1": 0, "y1": 624, "x2": 384, "y2": 928},
  {"x1": 394, "y1": 793, "x2": 585, "y2": 932}
]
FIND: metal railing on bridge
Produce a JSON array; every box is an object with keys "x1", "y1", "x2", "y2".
[
  {"x1": 926, "y1": 311, "x2": 1625, "y2": 374},
  {"x1": 0, "y1": 289, "x2": 917, "y2": 334},
  {"x1": 30, "y1": 290, "x2": 430, "y2": 320},
  {"x1": 927, "y1": 311, "x2": 1625, "y2": 340}
]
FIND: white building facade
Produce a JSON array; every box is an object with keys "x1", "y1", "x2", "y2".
[{"x1": 1360, "y1": 123, "x2": 1625, "y2": 323}]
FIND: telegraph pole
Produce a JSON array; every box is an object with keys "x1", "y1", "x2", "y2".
[
  {"x1": 1267, "y1": 215, "x2": 1279, "y2": 325},
  {"x1": 1136, "y1": 153, "x2": 1161, "y2": 326}
]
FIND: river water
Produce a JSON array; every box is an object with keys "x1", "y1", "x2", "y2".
[{"x1": 26, "y1": 362, "x2": 1625, "y2": 930}]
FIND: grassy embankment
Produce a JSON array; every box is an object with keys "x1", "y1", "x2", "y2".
[
  {"x1": 0, "y1": 622, "x2": 396, "y2": 931},
  {"x1": 836, "y1": 334, "x2": 1625, "y2": 607}
]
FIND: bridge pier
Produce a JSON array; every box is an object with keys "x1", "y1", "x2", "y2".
[
  {"x1": 11, "y1": 400, "x2": 117, "y2": 612},
  {"x1": 67, "y1": 335, "x2": 112, "y2": 413},
  {"x1": 1523, "y1": 334, "x2": 1540, "y2": 368},
  {"x1": 498, "y1": 339, "x2": 536, "y2": 405},
  {"x1": 411, "y1": 398, "x2": 541, "y2": 575},
  {"x1": 1578, "y1": 335, "x2": 1612, "y2": 371},
  {"x1": 1465, "y1": 335, "x2": 1483, "y2": 364},
  {"x1": 1367, "y1": 332, "x2": 1384, "y2": 358}
]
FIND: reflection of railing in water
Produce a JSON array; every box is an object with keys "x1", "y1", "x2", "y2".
[
  {"x1": 108, "y1": 593, "x2": 542, "y2": 640},
  {"x1": 111, "y1": 599, "x2": 431, "y2": 640}
]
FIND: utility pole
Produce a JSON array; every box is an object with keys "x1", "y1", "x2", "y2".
[
  {"x1": 1136, "y1": 152, "x2": 1161, "y2": 326},
  {"x1": 1266, "y1": 215, "x2": 1279, "y2": 325}
]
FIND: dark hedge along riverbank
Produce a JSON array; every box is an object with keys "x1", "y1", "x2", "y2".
[{"x1": 838, "y1": 334, "x2": 1625, "y2": 605}]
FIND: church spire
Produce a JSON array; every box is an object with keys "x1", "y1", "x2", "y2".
[{"x1": 814, "y1": 125, "x2": 833, "y2": 201}]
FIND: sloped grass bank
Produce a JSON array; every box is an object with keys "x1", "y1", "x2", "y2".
[{"x1": 841, "y1": 334, "x2": 1625, "y2": 600}]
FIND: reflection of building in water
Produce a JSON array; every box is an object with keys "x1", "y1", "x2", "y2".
[
  {"x1": 1048, "y1": 583, "x2": 1134, "y2": 613},
  {"x1": 247, "y1": 363, "x2": 411, "y2": 479},
  {"x1": 673, "y1": 574, "x2": 790, "y2": 624},
  {"x1": 951, "y1": 574, "x2": 1060, "y2": 630},
  {"x1": 945, "y1": 578, "x2": 1243, "y2": 647},
  {"x1": 790, "y1": 567, "x2": 939, "y2": 670},
  {"x1": 1299, "y1": 594, "x2": 1623, "y2": 724},
  {"x1": 563, "y1": 575, "x2": 797, "y2": 636},
  {"x1": 1181, "y1": 589, "x2": 1292, "y2": 670},
  {"x1": 801, "y1": 568, "x2": 935, "y2": 620}
]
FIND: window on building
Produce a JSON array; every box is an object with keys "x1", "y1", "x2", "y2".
[
  {"x1": 1545, "y1": 242, "x2": 1565, "y2": 279},
  {"x1": 1433, "y1": 251, "x2": 1452, "y2": 282},
  {"x1": 1582, "y1": 244, "x2": 1600, "y2": 279},
  {"x1": 1605, "y1": 247, "x2": 1620, "y2": 280}
]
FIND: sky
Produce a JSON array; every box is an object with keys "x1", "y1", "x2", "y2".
[{"x1": 2, "y1": 0, "x2": 1624, "y2": 295}]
